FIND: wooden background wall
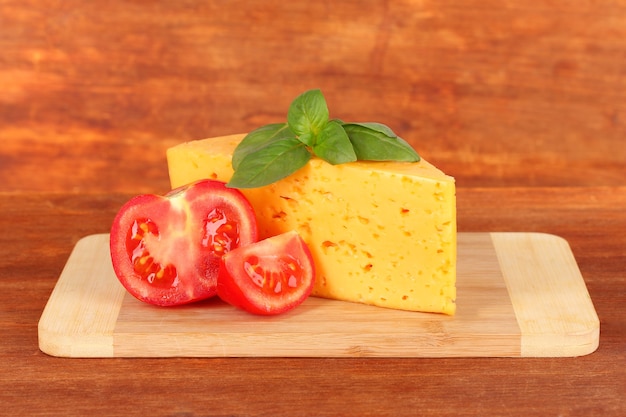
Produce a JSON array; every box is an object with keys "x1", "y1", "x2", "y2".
[{"x1": 2, "y1": 0, "x2": 625, "y2": 193}]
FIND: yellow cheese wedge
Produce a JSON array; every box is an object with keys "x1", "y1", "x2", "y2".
[{"x1": 167, "y1": 134, "x2": 457, "y2": 315}]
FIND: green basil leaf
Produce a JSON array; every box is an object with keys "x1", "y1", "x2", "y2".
[
  {"x1": 287, "y1": 89, "x2": 329, "y2": 139},
  {"x1": 227, "y1": 138, "x2": 311, "y2": 189},
  {"x1": 343, "y1": 123, "x2": 420, "y2": 162},
  {"x1": 347, "y1": 122, "x2": 397, "y2": 138},
  {"x1": 313, "y1": 120, "x2": 357, "y2": 165},
  {"x1": 232, "y1": 123, "x2": 294, "y2": 170},
  {"x1": 298, "y1": 131, "x2": 315, "y2": 147}
]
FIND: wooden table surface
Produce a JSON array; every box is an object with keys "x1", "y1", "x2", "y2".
[{"x1": 1, "y1": 1, "x2": 625, "y2": 415}]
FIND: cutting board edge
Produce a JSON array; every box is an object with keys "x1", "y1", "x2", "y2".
[
  {"x1": 490, "y1": 232, "x2": 600, "y2": 357},
  {"x1": 38, "y1": 234, "x2": 124, "y2": 358}
]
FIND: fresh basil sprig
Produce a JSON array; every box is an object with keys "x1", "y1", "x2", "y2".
[
  {"x1": 342, "y1": 122, "x2": 420, "y2": 162},
  {"x1": 227, "y1": 89, "x2": 420, "y2": 189}
]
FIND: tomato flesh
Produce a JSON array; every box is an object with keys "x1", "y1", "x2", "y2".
[
  {"x1": 217, "y1": 231, "x2": 315, "y2": 315},
  {"x1": 243, "y1": 254, "x2": 304, "y2": 296},
  {"x1": 110, "y1": 180, "x2": 258, "y2": 306},
  {"x1": 203, "y1": 208, "x2": 241, "y2": 257},
  {"x1": 127, "y1": 218, "x2": 178, "y2": 289}
]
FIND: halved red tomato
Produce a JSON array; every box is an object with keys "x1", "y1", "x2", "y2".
[
  {"x1": 109, "y1": 180, "x2": 258, "y2": 306},
  {"x1": 217, "y1": 230, "x2": 315, "y2": 315}
]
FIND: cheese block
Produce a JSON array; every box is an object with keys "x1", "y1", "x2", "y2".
[{"x1": 167, "y1": 134, "x2": 457, "y2": 314}]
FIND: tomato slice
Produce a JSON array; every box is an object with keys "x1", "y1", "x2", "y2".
[
  {"x1": 217, "y1": 231, "x2": 315, "y2": 315},
  {"x1": 110, "y1": 180, "x2": 258, "y2": 306}
]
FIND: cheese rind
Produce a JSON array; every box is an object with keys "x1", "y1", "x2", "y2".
[{"x1": 167, "y1": 134, "x2": 457, "y2": 314}]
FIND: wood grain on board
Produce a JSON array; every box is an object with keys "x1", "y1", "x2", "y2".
[{"x1": 38, "y1": 233, "x2": 599, "y2": 358}]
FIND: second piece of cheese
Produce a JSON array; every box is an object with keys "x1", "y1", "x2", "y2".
[{"x1": 167, "y1": 134, "x2": 457, "y2": 314}]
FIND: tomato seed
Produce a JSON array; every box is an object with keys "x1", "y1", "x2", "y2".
[
  {"x1": 241, "y1": 254, "x2": 304, "y2": 295},
  {"x1": 125, "y1": 218, "x2": 178, "y2": 288},
  {"x1": 203, "y1": 208, "x2": 240, "y2": 256}
]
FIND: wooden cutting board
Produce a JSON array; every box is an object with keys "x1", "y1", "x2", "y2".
[{"x1": 38, "y1": 232, "x2": 599, "y2": 358}]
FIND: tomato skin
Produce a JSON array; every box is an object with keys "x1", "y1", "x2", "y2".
[
  {"x1": 217, "y1": 231, "x2": 315, "y2": 315},
  {"x1": 110, "y1": 180, "x2": 258, "y2": 306}
]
